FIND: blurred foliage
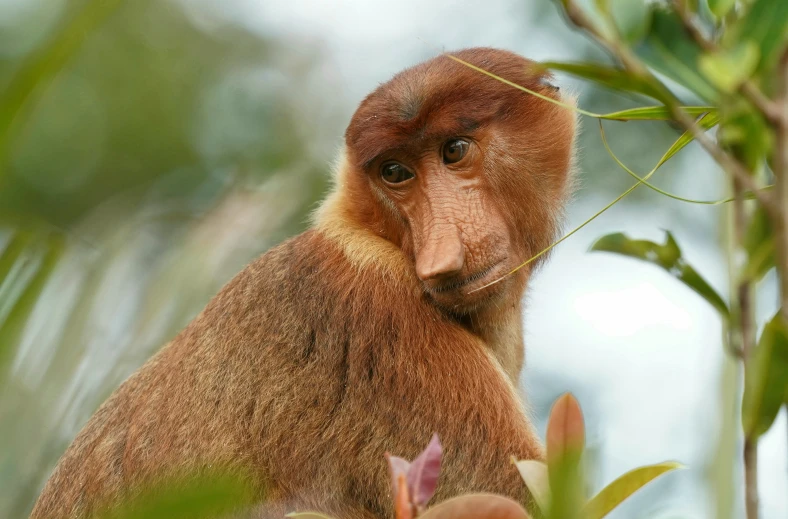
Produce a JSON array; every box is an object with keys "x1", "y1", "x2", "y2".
[
  {"x1": 0, "y1": 0, "x2": 324, "y2": 226},
  {"x1": 0, "y1": 0, "x2": 333, "y2": 516},
  {"x1": 518, "y1": 394, "x2": 680, "y2": 519},
  {"x1": 742, "y1": 312, "x2": 788, "y2": 439},
  {"x1": 540, "y1": 0, "x2": 788, "y2": 518},
  {"x1": 351, "y1": 394, "x2": 680, "y2": 519},
  {"x1": 98, "y1": 471, "x2": 256, "y2": 519}
]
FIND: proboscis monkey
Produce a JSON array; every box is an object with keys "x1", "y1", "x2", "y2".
[{"x1": 31, "y1": 48, "x2": 576, "y2": 519}]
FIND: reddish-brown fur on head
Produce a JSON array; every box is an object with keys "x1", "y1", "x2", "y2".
[{"x1": 334, "y1": 48, "x2": 576, "y2": 315}]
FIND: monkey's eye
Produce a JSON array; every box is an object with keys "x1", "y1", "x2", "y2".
[
  {"x1": 442, "y1": 139, "x2": 469, "y2": 164},
  {"x1": 380, "y1": 162, "x2": 414, "y2": 184}
]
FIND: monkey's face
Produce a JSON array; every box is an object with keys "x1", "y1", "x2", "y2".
[
  {"x1": 362, "y1": 134, "x2": 515, "y2": 313},
  {"x1": 343, "y1": 48, "x2": 576, "y2": 314}
]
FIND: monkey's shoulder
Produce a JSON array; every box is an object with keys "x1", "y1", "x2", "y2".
[{"x1": 181, "y1": 229, "x2": 430, "y2": 351}]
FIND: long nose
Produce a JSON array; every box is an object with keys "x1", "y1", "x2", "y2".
[{"x1": 415, "y1": 224, "x2": 465, "y2": 281}]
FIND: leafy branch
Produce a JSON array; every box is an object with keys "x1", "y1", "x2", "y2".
[{"x1": 453, "y1": 1, "x2": 788, "y2": 517}]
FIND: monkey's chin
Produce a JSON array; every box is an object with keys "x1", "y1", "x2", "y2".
[{"x1": 424, "y1": 268, "x2": 511, "y2": 315}]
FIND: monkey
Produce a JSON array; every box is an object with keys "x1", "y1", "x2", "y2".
[{"x1": 30, "y1": 47, "x2": 576, "y2": 519}]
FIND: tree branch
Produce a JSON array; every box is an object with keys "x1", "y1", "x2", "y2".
[
  {"x1": 734, "y1": 174, "x2": 759, "y2": 519},
  {"x1": 743, "y1": 438, "x2": 759, "y2": 519},
  {"x1": 673, "y1": 0, "x2": 781, "y2": 124},
  {"x1": 560, "y1": 0, "x2": 779, "y2": 220},
  {"x1": 773, "y1": 49, "x2": 788, "y2": 325}
]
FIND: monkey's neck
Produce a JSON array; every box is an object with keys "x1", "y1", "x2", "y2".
[
  {"x1": 315, "y1": 186, "x2": 527, "y2": 384},
  {"x1": 461, "y1": 298, "x2": 525, "y2": 385}
]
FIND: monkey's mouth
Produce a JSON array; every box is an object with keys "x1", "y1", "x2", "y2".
[{"x1": 423, "y1": 260, "x2": 508, "y2": 308}]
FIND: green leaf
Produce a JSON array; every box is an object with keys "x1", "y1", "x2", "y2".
[
  {"x1": 541, "y1": 62, "x2": 667, "y2": 101},
  {"x1": 718, "y1": 107, "x2": 771, "y2": 174},
  {"x1": 513, "y1": 460, "x2": 551, "y2": 514},
  {"x1": 590, "y1": 231, "x2": 730, "y2": 319},
  {"x1": 101, "y1": 472, "x2": 255, "y2": 519},
  {"x1": 594, "y1": 0, "x2": 611, "y2": 13},
  {"x1": 582, "y1": 462, "x2": 684, "y2": 519},
  {"x1": 600, "y1": 106, "x2": 715, "y2": 121},
  {"x1": 503, "y1": 111, "x2": 718, "y2": 280},
  {"x1": 743, "y1": 206, "x2": 775, "y2": 281},
  {"x1": 636, "y1": 8, "x2": 719, "y2": 101},
  {"x1": 729, "y1": 0, "x2": 788, "y2": 74},
  {"x1": 699, "y1": 41, "x2": 760, "y2": 93},
  {"x1": 610, "y1": 0, "x2": 653, "y2": 43},
  {"x1": 656, "y1": 111, "x2": 720, "y2": 168},
  {"x1": 708, "y1": 0, "x2": 736, "y2": 19},
  {"x1": 598, "y1": 118, "x2": 748, "y2": 206},
  {"x1": 742, "y1": 312, "x2": 788, "y2": 438}
]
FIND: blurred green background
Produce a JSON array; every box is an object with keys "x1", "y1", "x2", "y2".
[{"x1": 0, "y1": 1, "x2": 785, "y2": 518}]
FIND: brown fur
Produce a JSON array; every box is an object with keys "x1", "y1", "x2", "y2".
[{"x1": 31, "y1": 48, "x2": 576, "y2": 519}]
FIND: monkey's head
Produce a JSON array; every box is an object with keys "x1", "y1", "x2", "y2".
[{"x1": 336, "y1": 48, "x2": 576, "y2": 314}]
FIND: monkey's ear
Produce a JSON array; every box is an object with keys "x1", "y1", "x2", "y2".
[
  {"x1": 539, "y1": 77, "x2": 560, "y2": 92},
  {"x1": 525, "y1": 62, "x2": 560, "y2": 92}
]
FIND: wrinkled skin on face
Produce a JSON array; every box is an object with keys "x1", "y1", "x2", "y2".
[
  {"x1": 343, "y1": 48, "x2": 576, "y2": 315},
  {"x1": 367, "y1": 137, "x2": 513, "y2": 312}
]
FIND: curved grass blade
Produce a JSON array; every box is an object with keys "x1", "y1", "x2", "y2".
[
  {"x1": 654, "y1": 112, "x2": 720, "y2": 169},
  {"x1": 599, "y1": 105, "x2": 716, "y2": 121},
  {"x1": 446, "y1": 55, "x2": 600, "y2": 117},
  {"x1": 447, "y1": 55, "x2": 710, "y2": 123},
  {"x1": 599, "y1": 120, "x2": 770, "y2": 205},
  {"x1": 470, "y1": 112, "x2": 720, "y2": 293},
  {"x1": 582, "y1": 462, "x2": 684, "y2": 519}
]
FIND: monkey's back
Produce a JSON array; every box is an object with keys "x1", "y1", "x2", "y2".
[{"x1": 31, "y1": 230, "x2": 542, "y2": 519}]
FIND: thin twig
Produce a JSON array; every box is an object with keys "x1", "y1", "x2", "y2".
[
  {"x1": 734, "y1": 175, "x2": 759, "y2": 519},
  {"x1": 743, "y1": 439, "x2": 759, "y2": 519},
  {"x1": 773, "y1": 49, "x2": 788, "y2": 325}
]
